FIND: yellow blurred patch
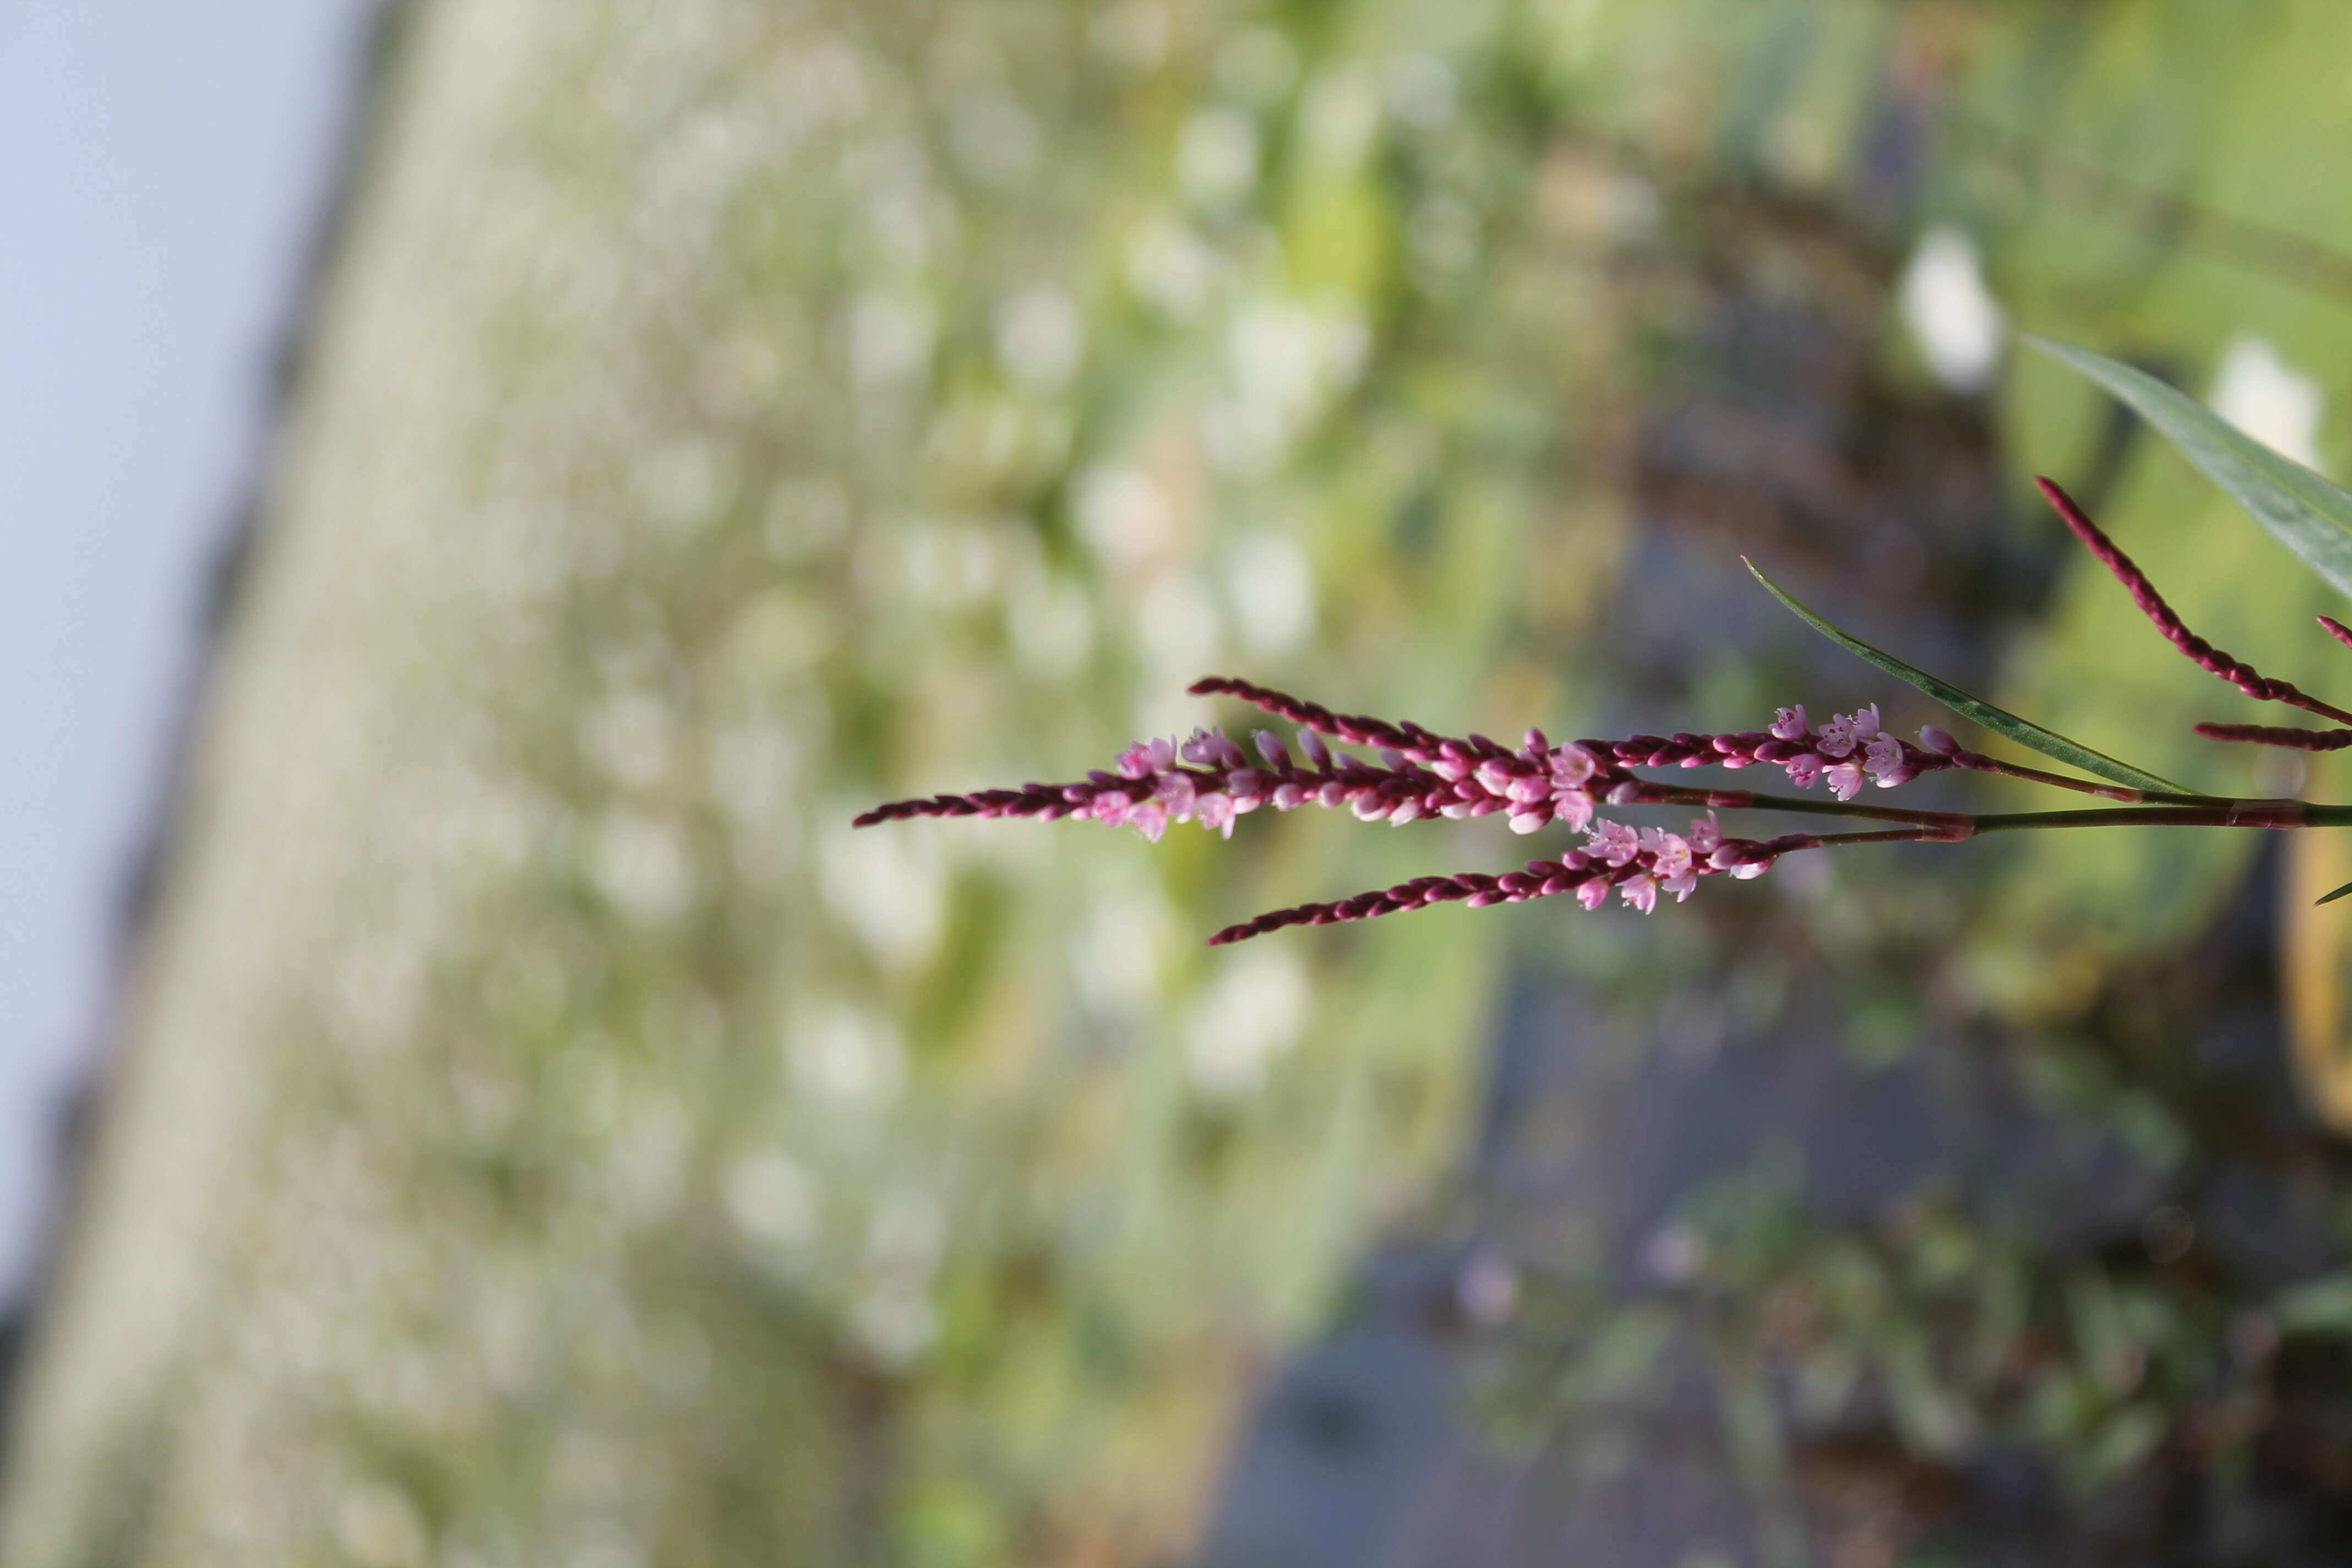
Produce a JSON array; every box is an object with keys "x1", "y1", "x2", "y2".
[{"x1": 2284, "y1": 754, "x2": 2352, "y2": 1130}]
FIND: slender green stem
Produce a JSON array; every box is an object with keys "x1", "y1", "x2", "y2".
[
  {"x1": 1753, "y1": 799, "x2": 2352, "y2": 866},
  {"x1": 1630, "y1": 782, "x2": 1973, "y2": 828}
]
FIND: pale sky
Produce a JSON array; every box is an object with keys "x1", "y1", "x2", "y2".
[{"x1": 0, "y1": 0, "x2": 373, "y2": 1295}]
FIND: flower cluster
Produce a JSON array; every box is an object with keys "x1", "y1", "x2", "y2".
[
  {"x1": 1587, "y1": 704, "x2": 1956, "y2": 801},
  {"x1": 1199, "y1": 809, "x2": 1789, "y2": 945},
  {"x1": 852, "y1": 476, "x2": 2352, "y2": 946},
  {"x1": 853, "y1": 717, "x2": 1636, "y2": 842}
]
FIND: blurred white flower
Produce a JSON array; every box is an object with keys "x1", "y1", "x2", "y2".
[
  {"x1": 1185, "y1": 947, "x2": 1309, "y2": 1097},
  {"x1": 1179, "y1": 107, "x2": 1259, "y2": 205},
  {"x1": 1224, "y1": 532, "x2": 1315, "y2": 656},
  {"x1": 1898, "y1": 225, "x2": 2005, "y2": 393},
  {"x1": 994, "y1": 286, "x2": 1082, "y2": 391},
  {"x1": 2212, "y1": 333, "x2": 2325, "y2": 469},
  {"x1": 726, "y1": 1152, "x2": 820, "y2": 1248},
  {"x1": 786, "y1": 1001, "x2": 906, "y2": 1104}
]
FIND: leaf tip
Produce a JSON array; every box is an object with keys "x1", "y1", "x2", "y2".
[{"x1": 2317, "y1": 878, "x2": 2352, "y2": 907}]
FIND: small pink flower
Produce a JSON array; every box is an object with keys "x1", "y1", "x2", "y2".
[
  {"x1": 1784, "y1": 753, "x2": 1825, "y2": 789},
  {"x1": 1662, "y1": 868, "x2": 1699, "y2": 902},
  {"x1": 1299, "y1": 729, "x2": 1333, "y2": 769},
  {"x1": 1129, "y1": 799, "x2": 1168, "y2": 843},
  {"x1": 1550, "y1": 742, "x2": 1599, "y2": 787},
  {"x1": 1850, "y1": 704, "x2": 1881, "y2": 742},
  {"x1": 1227, "y1": 767, "x2": 1270, "y2": 798},
  {"x1": 1619, "y1": 875, "x2": 1658, "y2": 914},
  {"x1": 1194, "y1": 792, "x2": 1237, "y2": 837},
  {"x1": 1918, "y1": 725, "x2": 1958, "y2": 756},
  {"x1": 1816, "y1": 713, "x2": 1858, "y2": 759},
  {"x1": 1575, "y1": 879, "x2": 1610, "y2": 911},
  {"x1": 1686, "y1": 811, "x2": 1721, "y2": 854},
  {"x1": 1254, "y1": 730, "x2": 1291, "y2": 769},
  {"x1": 1861, "y1": 733, "x2": 1904, "y2": 779},
  {"x1": 1508, "y1": 809, "x2": 1549, "y2": 835},
  {"x1": 1642, "y1": 828, "x2": 1694, "y2": 882},
  {"x1": 1272, "y1": 783, "x2": 1306, "y2": 810},
  {"x1": 1118, "y1": 738, "x2": 1174, "y2": 779},
  {"x1": 1552, "y1": 789, "x2": 1596, "y2": 831},
  {"x1": 1771, "y1": 705, "x2": 1810, "y2": 742},
  {"x1": 1475, "y1": 760, "x2": 1520, "y2": 794},
  {"x1": 1587, "y1": 819, "x2": 1642, "y2": 867},
  {"x1": 1157, "y1": 772, "x2": 1197, "y2": 813},
  {"x1": 1823, "y1": 761, "x2": 1865, "y2": 801}
]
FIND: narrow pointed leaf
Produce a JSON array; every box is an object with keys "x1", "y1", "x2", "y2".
[
  {"x1": 1744, "y1": 558, "x2": 2196, "y2": 796},
  {"x1": 2028, "y1": 336, "x2": 2352, "y2": 601},
  {"x1": 2316, "y1": 878, "x2": 2352, "y2": 907}
]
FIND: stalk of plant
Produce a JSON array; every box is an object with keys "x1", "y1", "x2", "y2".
[{"x1": 855, "y1": 480, "x2": 2352, "y2": 944}]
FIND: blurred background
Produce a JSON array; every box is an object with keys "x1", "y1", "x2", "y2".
[{"x1": 10, "y1": 1, "x2": 2352, "y2": 1564}]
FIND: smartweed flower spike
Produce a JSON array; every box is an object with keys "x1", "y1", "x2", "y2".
[{"x1": 856, "y1": 482, "x2": 2352, "y2": 940}]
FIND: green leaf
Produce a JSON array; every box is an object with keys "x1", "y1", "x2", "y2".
[
  {"x1": 2027, "y1": 336, "x2": 2352, "y2": 601},
  {"x1": 1744, "y1": 558, "x2": 2197, "y2": 796},
  {"x1": 2316, "y1": 878, "x2": 2352, "y2": 907}
]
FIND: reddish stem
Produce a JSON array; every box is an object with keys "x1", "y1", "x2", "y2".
[
  {"x1": 2193, "y1": 722, "x2": 2352, "y2": 752},
  {"x1": 2037, "y1": 476, "x2": 2352, "y2": 726}
]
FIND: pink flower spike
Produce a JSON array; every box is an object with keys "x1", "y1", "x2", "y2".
[
  {"x1": 1918, "y1": 725, "x2": 1958, "y2": 756},
  {"x1": 1816, "y1": 713, "x2": 1857, "y2": 758},
  {"x1": 1824, "y1": 761, "x2": 1865, "y2": 801},
  {"x1": 1784, "y1": 753, "x2": 1824, "y2": 790},
  {"x1": 1771, "y1": 705, "x2": 1810, "y2": 742},
  {"x1": 1575, "y1": 879, "x2": 1610, "y2": 911},
  {"x1": 1686, "y1": 811, "x2": 1721, "y2": 854},
  {"x1": 1619, "y1": 875, "x2": 1658, "y2": 914}
]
